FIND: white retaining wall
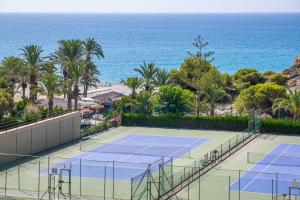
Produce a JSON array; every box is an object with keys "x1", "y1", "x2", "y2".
[{"x1": 0, "y1": 111, "x2": 80, "y2": 165}]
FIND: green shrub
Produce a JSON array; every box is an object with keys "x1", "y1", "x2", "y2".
[
  {"x1": 261, "y1": 119, "x2": 300, "y2": 134},
  {"x1": 82, "y1": 122, "x2": 108, "y2": 136},
  {"x1": 234, "y1": 83, "x2": 286, "y2": 114},
  {"x1": 122, "y1": 113, "x2": 300, "y2": 135},
  {"x1": 233, "y1": 68, "x2": 263, "y2": 91},
  {"x1": 268, "y1": 73, "x2": 288, "y2": 85},
  {"x1": 155, "y1": 85, "x2": 195, "y2": 114},
  {"x1": 122, "y1": 114, "x2": 249, "y2": 131}
]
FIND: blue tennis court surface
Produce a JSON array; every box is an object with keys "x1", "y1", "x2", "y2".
[
  {"x1": 45, "y1": 135, "x2": 208, "y2": 180},
  {"x1": 231, "y1": 144, "x2": 300, "y2": 195}
]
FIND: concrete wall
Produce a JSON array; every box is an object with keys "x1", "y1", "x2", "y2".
[{"x1": 0, "y1": 111, "x2": 80, "y2": 165}]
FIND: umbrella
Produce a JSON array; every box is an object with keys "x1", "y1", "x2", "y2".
[
  {"x1": 90, "y1": 104, "x2": 105, "y2": 110},
  {"x1": 80, "y1": 108, "x2": 92, "y2": 114}
]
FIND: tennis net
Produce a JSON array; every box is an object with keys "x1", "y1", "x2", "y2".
[
  {"x1": 80, "y1": 140, "x2": 192, "y2": 158},
  {"x1": 247, "y1": 152, "x2": 300, "y2": 168}
]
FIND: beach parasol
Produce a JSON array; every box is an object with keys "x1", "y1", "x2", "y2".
[
  {"x1": 90, "y1": 103, "x2": 105, "y2": 110},
  {"x1": 80, "y1": 108, "x2": 92, "y2": 114}
]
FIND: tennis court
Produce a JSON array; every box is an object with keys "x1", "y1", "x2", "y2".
[
  {"x1": 231, "y1": 144, "x2": 300, "y2": 196},
  {"x1": 46, "y1": 135, "x2": 208, "y2": 180},
  {"x1": 1, "y1": 127, "x2": 238, "y2": 199}
]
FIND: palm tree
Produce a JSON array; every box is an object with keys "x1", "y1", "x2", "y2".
[
  {"x1": 134, "y1": 62, "x2": 159, "y2": 92},
  {"x1": 122, "y1": 77, "x2": 143, "y2": 99},
  {"x1": 1, "y1": 56, "x2": 24, "y2": 99},
  {"x1": 82, "y1": 37, "x2": 104, "y2": 97},
  {"x1": 21, "y1": 45, "x2": 43, "y2": 102},
  {"x1": 37, "y1": 70, "x2": 62, "y2": 114},
  {"x1": 18, "y1": 60, "x2": 30, "y2": 100},
  {"x1": 53, "y1": 40, "x2": 84, "y2": 110},
  {"x1": 154, "y1": 69, "x2": 171, "y2": 86},
  {"x1": 131, "y1": 91, "x2": 153, "y2": 114},
  {"x1": 203, "y1": 84, "x2": 228, "y2": 116},
  {"x1": 81, "y1": 62, "x2": 100, "y2": 97},
  {"x1": 272, "y1": 89, "x2": 300, "y2": 121},
  {"x1": 69, "y1": 63, "x2": 84, "y2": 110}
]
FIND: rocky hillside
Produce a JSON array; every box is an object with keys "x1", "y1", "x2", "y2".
[{"x1": 283, "y1": 55, "x2": 300, "y2": 89}]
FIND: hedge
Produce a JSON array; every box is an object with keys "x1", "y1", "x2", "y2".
[
  {"x1": 261, "y1": 119, "x2": 300, "y2": 134},
  {"x1": 122, "y1": 114, "x2": 300, "y2": 135},
  {"x1": 121, "y1": 114, "x2": 249, "y2": 131}
]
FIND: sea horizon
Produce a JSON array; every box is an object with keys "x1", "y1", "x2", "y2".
[{"x1": 0, "y1": 13, "x2": 299, "y2": 83}]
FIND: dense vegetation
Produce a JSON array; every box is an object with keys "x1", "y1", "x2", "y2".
[
  {"x1": 122, "y1": 113, "x2": 249, "y2": 131},
  {"x1": 1, "y1": 35, "x2": 299, "y2": 134},
  {"x1": 0, "y1": 38, "x2": 104, "y2": 122},
  {"x1": 116, "y1": 36, "x2": 300, "y2": 124},
  {"x1": 122, "y1": 114, "x2": 300, "y2": 134}
]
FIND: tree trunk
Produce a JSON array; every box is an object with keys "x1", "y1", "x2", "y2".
[
  {"x1": 74, "y1": 84, "x2": 79, "y2": 110},
  {"x1": 29, "y1": 74, "x2": 37, "y2": 102},
  {"x1": 34, "y1": 82, "x2": 38, "y2": 101},
  {"x1": 210, "y1": 104, "x2": 215, "y2": 116},
  {"x1": 49, "y1": 98, "x2": 54, "y2": 114},
  {"x1": 145, "y1": 85, "x2": 149, "y2": 92},
  {"x1": 67, "y1": 95, "x2": 72, "y2": 111},
  {"x1": 63, "y1": 69, "x2": 67, "y2": 99},
  {"x1": 84, "y1": 84, "x2": 88, "y2": 97},
  {"x1": 22, "y1": 83, "x2": 27, "y2": 99},
  {"x1": 196, "y1": 91, "x2": 200, "y2": 115}
]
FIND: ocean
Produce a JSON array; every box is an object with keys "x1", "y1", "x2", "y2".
[{"x1": 0, "y1": 13, "x2": 299, "y2": 83}]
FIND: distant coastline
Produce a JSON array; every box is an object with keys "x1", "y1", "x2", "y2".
[{"x1": 0, "y1": 13, "x2": 299, "y2": 83}]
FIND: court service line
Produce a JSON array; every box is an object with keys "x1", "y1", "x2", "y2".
[
  {"x1": 241, "y1": 144, "x2": 292, "y2": 191},
  {"x1": 168, "y1": 138, "x2": 207, "y2": 158},
  {"x1": 117, "y1": 143, "x2": 156, "y2": 162},
  {"x1": 82, "y1": 135, "x2": 140, "y2": 160},
  {"x1": 230, "y1": 144, "x2": 285, "y2": 188}
]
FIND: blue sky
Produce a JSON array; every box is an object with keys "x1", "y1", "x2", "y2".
[{"x1": 0, "y1": 0, "x2": 299, "y2": 13}]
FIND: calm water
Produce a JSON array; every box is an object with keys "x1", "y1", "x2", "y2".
[{"x1": 0, "y1": 13, "x2": 299, "y2": 82}]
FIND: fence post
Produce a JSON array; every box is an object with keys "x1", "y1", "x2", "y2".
[
  {"x1": 198, "y1": 177, "x2": 201, "y2": 200},
  {"x1": 69, "y1": 163, "x2": 72, "y2": 198},
  {"x1": 221, "y1": 144, "x2": 223, "y2": 155},
  {"x1": 187, "y1": 181, "x2": 190, "y2": 200},
  {"x1": 18, "y1": 164, "x2": 20, "y2": 190},
  {"x1": 130, "y1": 177, "x2": 133, "y2": 200},
  {"x1": 38, "y1": 161, "x2": 41, "y2": 199},
  {"x1": 146, "y1": 169, "x2": 149, "y2": 200},
  {"x1": 113, "y1": 161, "x2": 115, "y2": 199},
  {"x1": 5, "y1": 169, "x2": 7, "y2": 197},
  {"x1": 80, "y1": 158, "x2": 82, "y2": 196},
  {"x1": 276, "y1": 173, "x2": 278, "y2": 200},
  {"x1": 104, "y1": 165, "x2": 106, "y2": 200},
  {"x1": 158, "y1": 164, "x2": 161, "y2": 197},
  {"x1": 170, "y1": 158, "x2": 174, "y2": 187},
  {"x1": 47, "y1": 156, "x2": 51, "y2": 199},
  {"x1": 272, "y1": 179, "x2": 274, "y2": 200},
  {"x1": 247, "y1": 152, "x2": 249, "y2": 163},
  {"x1": 238, "y1": 170, "x2": 241, "y2": 200},
  {"x1": 228, "y1": 176, "x2": 231, "y2": 200}
]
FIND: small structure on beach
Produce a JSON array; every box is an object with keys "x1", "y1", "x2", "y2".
[
  {"x1": 93, "y1": 91, "x2": 124, "y2": 107},
  {"x1": 37, "y1": 97, "x2": 97, "y2": 110}
]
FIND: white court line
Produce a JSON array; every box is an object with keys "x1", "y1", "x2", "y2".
[
  {"x1": 241, "y1": 144, "x2": 292, "y2": 191},
  {"x1": 168, "y1": 138, "x2": 207, "y2": 158},
  {"x1": 117, "y1": 143, "x2": 155, "y2": 162},
  {"x1": 82, "y1": 135, "x2": 140, "y2": 160}
]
